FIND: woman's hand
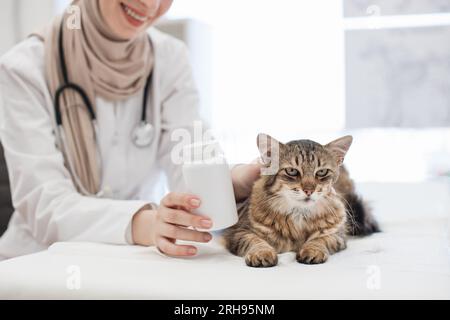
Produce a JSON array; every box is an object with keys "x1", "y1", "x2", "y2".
[
  {"x1": 231, "y1": 162, "x2": 263, "y2": 202},
  {"x1": 132, "y1": 193, "x2": 213, "y2": 257}
]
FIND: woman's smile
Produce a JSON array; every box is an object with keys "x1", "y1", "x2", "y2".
[
  {"x1": 99, "y1": 0, "x2": 173, "y2": 39},
  {"x1": 120, "y1": 2, "x2": 149, "y2": 27}
]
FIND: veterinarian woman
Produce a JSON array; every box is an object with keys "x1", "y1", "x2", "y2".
[{"x1": 0, "y1": 0, "x2": 260, "y2": 260}]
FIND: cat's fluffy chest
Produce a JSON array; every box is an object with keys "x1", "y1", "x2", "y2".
[{"x1": 249, "y1": 196, "x2": 347, "y2": 253}]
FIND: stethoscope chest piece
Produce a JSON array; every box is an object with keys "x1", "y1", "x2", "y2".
[
  {"x1": 54, "y1": 18, "x2": 155, "y2": 196},
  {"x1": 132, "y1": 121, "x2": 154, "y2": 148}
]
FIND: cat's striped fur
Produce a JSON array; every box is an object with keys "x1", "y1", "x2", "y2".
[{"x1": 223, "y1": 134, "x2": 379, "y2": 267}]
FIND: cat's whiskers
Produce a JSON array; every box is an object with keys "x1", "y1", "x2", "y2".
[
  {"x1": 320, "y1": 198, "x2": 337, "y2": 218},
  {"x1": 328, "y1": 192, "x2": 357, "y2": 235}
]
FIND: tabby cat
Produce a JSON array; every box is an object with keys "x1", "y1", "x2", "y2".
[{"x1": 223, "y1": 134, "x2": 379, "y2": 267}]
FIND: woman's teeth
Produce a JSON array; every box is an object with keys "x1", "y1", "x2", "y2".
[{"x1": 122, "y1": 4, "x2": 148, "y2": 22}]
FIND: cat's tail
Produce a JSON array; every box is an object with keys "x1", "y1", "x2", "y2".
[
  {"x1": 343, "y1": 193, "x2": 380, "y2": 236},
  {"x1": 335, "y1": 166, "x2": 381, "y2": 236}
]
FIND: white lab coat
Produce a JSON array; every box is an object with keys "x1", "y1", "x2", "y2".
[{"x1": 0, "y1": 28, "x2": 202, "y2": 260}]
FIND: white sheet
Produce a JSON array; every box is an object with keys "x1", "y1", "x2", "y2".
[
  {"x1": 0, "y1": 217, "x2": 449, "y2": 300},
  {"x1": 0, "y1": 182, "x2": 449, "y2": 299}
]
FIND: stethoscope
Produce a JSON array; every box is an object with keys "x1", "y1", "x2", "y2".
[{"x1": 54, "y1": 20, "x2": 154, "y2": 196}]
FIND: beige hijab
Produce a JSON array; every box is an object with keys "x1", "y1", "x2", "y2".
[{"x1": 35, "y1": 0, "x2": 154, "y2": 194}]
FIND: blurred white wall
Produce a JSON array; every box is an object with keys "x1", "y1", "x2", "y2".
[
  {"x1": 0, "y1": 0, "x2": 55, "y2": 55},
  {"x1": 156, "y1": 19, "x2": 213, "y2": 123},
  {"x1": 0, "y1": 1, "x2": 17, "y2": 55}
]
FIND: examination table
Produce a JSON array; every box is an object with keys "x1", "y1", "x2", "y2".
[{"x1": 0, "y1": 182, "x2": 449, "y2": 299}]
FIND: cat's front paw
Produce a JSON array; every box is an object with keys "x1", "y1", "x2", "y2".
[
  {"x1": 245, "y1": 249, "x2": 278, "y2": 268},
  {"x1": 296, "y1": 247, "x2": 329, "y2": 265}
]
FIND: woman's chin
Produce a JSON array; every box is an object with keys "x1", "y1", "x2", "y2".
[{"x1": 110, "y1": 24, "x2": 141, "y2": 40}]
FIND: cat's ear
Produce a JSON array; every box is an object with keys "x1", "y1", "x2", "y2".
[
  {"x1": 325, "y1": 135, "x2": 353, "y2": 166},
  {"x1": 257, "y1": 133, "x2": 282, "y2": 165}
]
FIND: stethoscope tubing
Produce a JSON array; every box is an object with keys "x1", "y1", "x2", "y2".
[{"x1": 54, "y1": 18, "x2": 154, "y2": 197}]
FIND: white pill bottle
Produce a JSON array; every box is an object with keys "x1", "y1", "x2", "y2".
[{"x1": 181, "y1": 141, "x2": 239, "y2": 231}]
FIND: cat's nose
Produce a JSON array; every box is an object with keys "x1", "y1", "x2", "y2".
[{"x1": 304, "y1": 189, "x2": 314, "y2": 197}]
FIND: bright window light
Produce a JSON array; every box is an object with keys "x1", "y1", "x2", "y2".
[{"x1": 168, "y1": 0, "x2": 346, "y2": 135}]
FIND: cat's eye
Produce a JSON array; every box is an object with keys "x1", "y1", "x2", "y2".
[
  {"x1": 285, "y1": 168, "x2": 300, "y2": 177},
  {"x1": 316, "y1": 169, "x2": 329, "y2": 178}
]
